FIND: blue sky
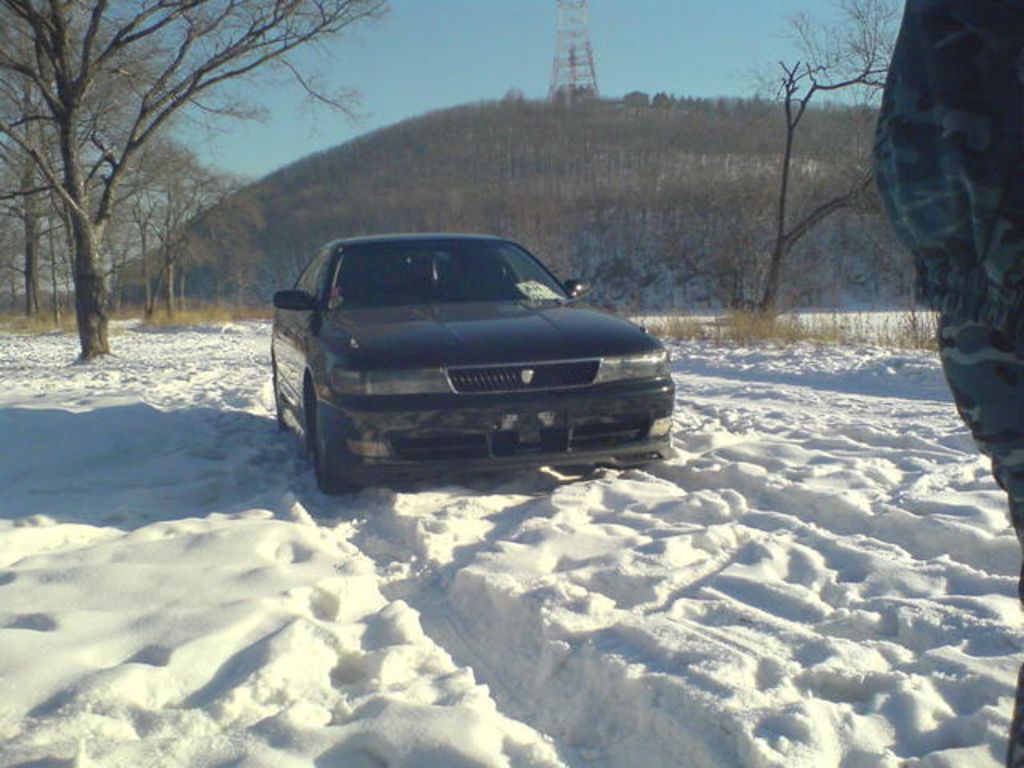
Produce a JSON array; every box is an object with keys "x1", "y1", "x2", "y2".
[{"x1": 183, "y1": 0, "x2": 835, "y2": 179}]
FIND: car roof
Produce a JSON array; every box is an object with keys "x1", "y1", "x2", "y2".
[{"x1": 331, "y1": 233, "x2": 513, "y2": 248}]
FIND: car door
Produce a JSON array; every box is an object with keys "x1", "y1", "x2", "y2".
[{"x1": 274, "y1": 245, "x2": 336, "y2": 406}]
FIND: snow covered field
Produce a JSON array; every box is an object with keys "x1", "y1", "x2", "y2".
[{"x1": 1, "y1": 320, "x2": 1020, "y2": 767}]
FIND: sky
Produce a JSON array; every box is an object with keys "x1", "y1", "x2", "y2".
[{"x1": 182, "y1": 0, "x2": 839, "y2": 180}]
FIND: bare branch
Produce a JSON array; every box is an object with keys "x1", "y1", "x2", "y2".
[
  {"x1": 0, "y1": 114, "x2": 82, "y2": 215},
  {"x1": 758, "y1": 0, "x2": 898, "y2": 311},
  {"x1": 0, "y1": 183, "x2": 53, "y2": 201},
  {"x1": 95, "y1": 1, "x2": 387, "y2": 224},
  {"x1": 278, "y1": 56, "x2": 360, "y2": 117},
  {"x1": 0, "y1": 0, "x2": 388, "y2": 356}
]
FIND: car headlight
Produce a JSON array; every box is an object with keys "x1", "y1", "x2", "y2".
[
  {"x1": 594, "y1": 349, "x2": 670, "y2": 383},
  {"x1": 329, "y1": 367, "x2": 452, "y2": 395}
]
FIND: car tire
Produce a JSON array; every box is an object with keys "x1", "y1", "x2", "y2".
[
  {"x1": 304, "y1": 380, "x2": 358, "y2": 495},
  {"x1": 552, "y1": 463, "x2": 597, "y2": 478}
]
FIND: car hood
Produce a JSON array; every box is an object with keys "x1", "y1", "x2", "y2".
[{"x1": 323, "y1": 302, "x2": 659, "y2": 368}]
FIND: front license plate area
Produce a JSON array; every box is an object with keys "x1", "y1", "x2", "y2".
[{"x1": 493, "y1": 411, "x2": 568, "y2": 456}]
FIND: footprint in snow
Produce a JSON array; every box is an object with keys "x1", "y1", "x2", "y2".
[
  {"x1": 7, "y1": 613, "x2": 58, "y2": 631},
  {"x1": 308, "y1": 585, "x2": 342, "y2": 622},
  {"x1": 126, "y1": 644, "x2": 173, "y2": 667},
  {"x1": 275, "y1": 542, "x2": 315, "y2": 565}
]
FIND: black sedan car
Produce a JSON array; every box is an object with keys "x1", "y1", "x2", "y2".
[{"x1": 272, "y1": 234, "x2": 674, "y2": 493}]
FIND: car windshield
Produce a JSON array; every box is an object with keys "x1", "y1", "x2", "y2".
[{"x1": 332, "y1": 240, "x2": 568, "y2": 309}]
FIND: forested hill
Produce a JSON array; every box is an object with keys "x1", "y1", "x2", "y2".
[{"x1": 191, "y1": 95, "x2": 910, "y2": 310}]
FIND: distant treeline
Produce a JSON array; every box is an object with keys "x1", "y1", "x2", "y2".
[{"x1": 188, "y1": 95, "x2": 912, "y2": 310}]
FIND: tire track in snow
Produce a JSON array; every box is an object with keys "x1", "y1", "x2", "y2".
[
  {"x1": 7, "y1": 325, "x2": 1015, "y2": 765},
  {"x1": 344, "y1": 481, "x2": 801, "y2": 767},
  {"x1": 336, "y1": 343, "x2": 1023, "y2": 767},
  {"x1": 665, "y1": 363, "x2": 1020, "y2": 576}
]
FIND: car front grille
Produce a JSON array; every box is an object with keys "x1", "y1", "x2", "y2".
[
  {"x1": 388, "y1": 416, "x2": 652, "y2": 462},
  {"x1": 447, "y1": 360, "x2": 599, "y2": 394}
]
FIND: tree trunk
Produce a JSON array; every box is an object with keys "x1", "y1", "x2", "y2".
[
  {"x1": 178, "y1": 257, "x2": 187, "y2": 310},
  {"x1": 69, "y1": 210, "x2": 110, "y2": 359},
  {"x1": 164, "y1": 260, "x2": 175, "y2": 317},
  {"x1": 58, "y1": 107, "x2": 109, "y2": 359},
  {"x1": 48, "y1": 226, "x2": 61, "y2": 327},
  {"x1": 18, "y1": 83, "x2": 41, "y2": 317},
  {"x1": 760, "y1": 101, "x2": 797, "y2": 314},
  {"x1": 23, "y1": 203, "x2": 41, "y2": 316},
  {"x1": 141, "y1": 230, "x2": 153, "y2": 318}
]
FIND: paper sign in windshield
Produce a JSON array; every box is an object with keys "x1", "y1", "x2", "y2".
[{"x1": 517, "y1": 281, "x2": 562, "y2": 301}]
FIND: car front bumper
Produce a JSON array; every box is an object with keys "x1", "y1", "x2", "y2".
[{"x1": 314, "y1": 377, "x2": 675, "y2": 484}]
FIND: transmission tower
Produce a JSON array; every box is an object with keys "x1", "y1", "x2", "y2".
[{"x1": 549, "y1": 0, "x2": 600, "y2": 104}]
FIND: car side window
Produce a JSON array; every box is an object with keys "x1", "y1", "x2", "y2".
[
  {"x1": 327, "y1": 250, "x2": 345, "y2": 310},
  {"x1": 295, "y1": 247, "x2": 333, "y2": 304}
]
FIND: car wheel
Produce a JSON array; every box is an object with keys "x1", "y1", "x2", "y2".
[
  {"x1": 304, "y1": 380, "x2": 358, "y2": 495},
  {"x1": 271, "y1": 359, "x2": 287, "y2": 432}
]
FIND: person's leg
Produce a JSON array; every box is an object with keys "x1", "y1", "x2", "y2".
[
  {"x1": 1010, "y1": 663, "x2": 1024, "y2": 768},
  {"x1": 939, "y1": 317, "x2": 1024, "y2": 540},
  {"x1": 938, "y1": 315, "x2": 1024, "y2": 766}
]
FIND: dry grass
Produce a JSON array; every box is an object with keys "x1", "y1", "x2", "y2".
[
  {"x1": 140, "y1": 305, "x2": 272, "y2": 328},
  {"x1": 0, "y1": 305, "x2": 272, "y2": 336},
  {"x1": 0, "y1": 312, "x2": 77, "y2": 335},
  {"x1": 871, "y1": 310, "x2": 940, "y2": 350},
  {"x1": 650, "y1": 309, "x2": 939, "y2": 351},
  {"x1": 3, "y1": 303, "x2": 938, "y2": 351}
]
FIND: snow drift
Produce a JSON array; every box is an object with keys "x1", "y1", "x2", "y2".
[{"x1": 0, "y1": 321, "x2": 1018, "y2": 767}]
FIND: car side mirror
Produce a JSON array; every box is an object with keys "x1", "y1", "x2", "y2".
[
  {"x1": 273, "y1": 290, "x2": 317, "y2": 311},
  {"x1": 563, "y1": 279, "x2": 591, "y2": 300}
]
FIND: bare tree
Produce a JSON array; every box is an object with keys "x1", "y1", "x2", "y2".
[
  {"x1": 187, "y1": 188, "x2": 266, "y2": 304},
  {"x1": 757, "y1": 0, "x2": 898, "y2": 312},
  {"x1": 0, "y1": 72, "x2": 49, "y2": 317},
  {"x1": 0, "y1": 191, "x2": 17, "y2": 309},
  {"x1": 122, "y1": 140, "x2": 234, "y2": 317},
  {"x1": 0, "y1": 0, "x2": 386, "y2": 359}
]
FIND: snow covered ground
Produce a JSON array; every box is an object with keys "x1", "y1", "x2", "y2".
[{"x1": 1, "y1": 320, "x2": 1020, "y2": 767}]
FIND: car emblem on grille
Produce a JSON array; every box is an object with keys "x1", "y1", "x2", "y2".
[{"x1": 520, "y1": 368, "x2": 535, "y2": 385}]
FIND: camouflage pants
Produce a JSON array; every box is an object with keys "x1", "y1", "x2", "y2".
[
  {"x1": 940, "y1": 316, "x2": 1024, "y2": 548},
  {"x1": 938, "y1": 315, "x2": 1024, "y2": 767}
]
